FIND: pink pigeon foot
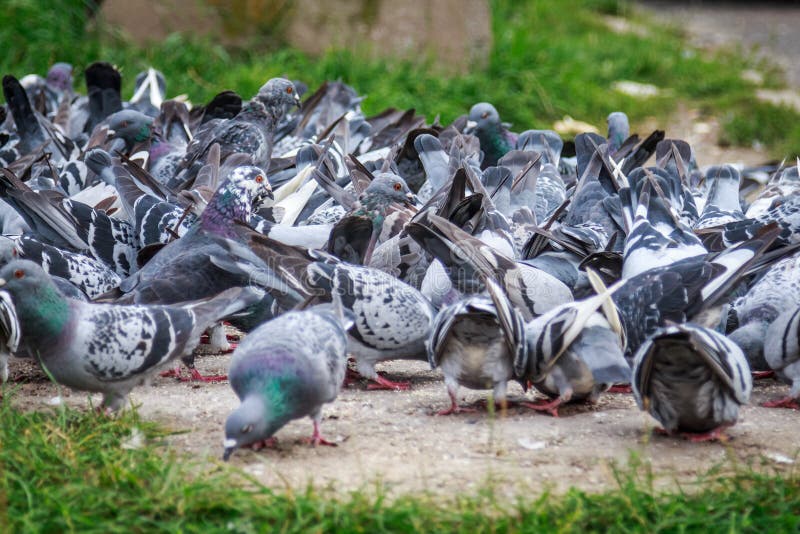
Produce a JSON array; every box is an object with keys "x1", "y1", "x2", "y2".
[
  {"x1": 752, "y1": 370, "x2": 776, "y2": 380},
  {"x1": 181, "y1": 367, "x2": 228, "y2": 383},
  {"x1": 159, "y1": 366, "x2": 184, "y2": 379},
  {"x1": 762, "y1": 396, "x2": 800, "y2": 410},
  {"x1": 520, "y1": 397, "x2": 563, "y2": 417},
  {"x1": 366, "y1": 374, "x2": 411, "y2": 391},
  {"x1": 301, "y1": 421, "x2": 337, "y2": 447},
  {"x1": 607, "y1": 384, "x2": 632, "y2": 394}
]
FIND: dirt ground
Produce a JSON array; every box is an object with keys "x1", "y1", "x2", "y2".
[{"x1": 6, "y1": 349, "x2": 799, "y2": 496}]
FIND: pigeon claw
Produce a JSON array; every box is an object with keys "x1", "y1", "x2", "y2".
[
  {"x1": 367, "y1": 374, "x2": 411, "y2": 391},
  {"x1": 654, "y1": 426, "x2": 731, "y2": 442},
  {"x1": 761, "y1": 396, "x2": 800, "y2": 410},
  {"x1": 520, "y1": 398, "x2": 563, "y2": 418},
  {"x1": 159, "y1": 366, "x2": 184, "y2": 379},
  {"x1": 607, "y1": 384, "x2": 633, "y2": 394}
]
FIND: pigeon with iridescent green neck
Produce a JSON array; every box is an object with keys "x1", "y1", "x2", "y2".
[
  {"x1": 0, "y1": 259, "x2": 260, "y2": 411},
  {"x1": 465, "y1": 102, "x2": 516, "y2": 169},
  {"x1": 222, "y1": 307, "x2": 348, "y2": 459}
]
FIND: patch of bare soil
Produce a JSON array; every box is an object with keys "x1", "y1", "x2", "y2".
[{"x1": 6, "y1": 352, "x2": 798, "y2": 497}]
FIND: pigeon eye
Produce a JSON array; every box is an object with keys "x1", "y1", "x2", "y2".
[
  {"x1": 13, "y1": 269, "x2": 24, "y2": 279},
  {"x1": 255, "y1": 175, "x2": 264, "y2": 184},
  {"x1": 481, "y1": 112, "x2": 489, "y2": 119},
  {"x1": 286, "y1": 87, "x2": 293, "y2": 94},
  {"x1": 120, "y1": 121, "x2": 128, "y2": 128},
  {"x1": 11, "y1": 250, "x2": 17, "y2": 257},
  {"x1": 242, "y1": 424, "x2": 253, "y2": 434},
  {"x1": 393, "y1": 183, "x2": 402, "y2": 191}
]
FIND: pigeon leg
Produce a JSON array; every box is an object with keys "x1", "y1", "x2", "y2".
[
  {"x1": 366, "y1": 373, "x2": 411, "y2": 391},
  {"x1": 302, "y1": 415, "x2": 337, "y2": 447},
  {"x1": 159, "y1": 365, "x2": 184, "y2": 379},
  {"x1": 247, "y1": 437, "x2": 279, "y2": 451},
  {"x1": 752, "y1": 370, "x2": 775, "y2": 380},
  {"x1": 520, "y1": 397, "x2": 563, "y2": 417},
  {"x1": 436, "y1": 386, "x2": 478, "y2": 415},
  {"x1": 607, "y1": 384, "x2": 632, "y2": 394},
  {"x1": 761, "y1": 396, "x2": 800, "y2": 410},
  {"x1": 680, "y1": 427, "x2": 730, "y2": 443},
  {"x1": 183, "y1": 367, "x2": 228, "y2": 383}
]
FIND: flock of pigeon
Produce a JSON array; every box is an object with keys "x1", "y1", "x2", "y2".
[{"x1": 2, "y1": 61, "x2": 800, "y2": 461}]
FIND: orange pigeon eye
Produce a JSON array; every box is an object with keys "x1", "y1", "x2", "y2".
[
  {"x1": 255, "y1": 175, "x2": 264, "y2": 183},
  {"x1": 481, "y1": 112, "x2": 489, "y2": 119},
  {"x1": 286, "y1": 87, "x2": 293, "y2": 94},
  {"x1": 11, "y1": 249, "x2": 17, "y2": 257},
  {"x1": 13, "y1": 269, "x2": 24, "y2": 279},
  {"x1": 393, "y1": 182, "x2": 402, "y2": 191}
]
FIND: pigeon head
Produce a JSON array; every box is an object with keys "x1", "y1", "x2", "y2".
[
  {"x1": 0, "y1": 237, "x2": 20, "y2": 266},
  {"x1": 106, "y1": 110, "x2": 155, "y2": 146},
  {"x1": 223, "y1": 396, "x2": 271, "y2": 461},
  {"x1": 203, "y1": 166, "x2": 273, "y2": 234},
  {"x1": 45, "y1": 62, "x2": 73, "y2": 93},
  {"x1": 255, "y1": 77, "x2": 301, "y2": 114},
  {"x1": 466, "y1": 102, "x2": 501, "y2": 133},
  {"x1": 362, "y1": 173, "x2": 418, "y2": 209},
  {"x1": 606, "y1": 111, "x2": 629, "y2": 152},
  {"x1": 0, "y1": 260, "x2": 68, "y2": 341}
]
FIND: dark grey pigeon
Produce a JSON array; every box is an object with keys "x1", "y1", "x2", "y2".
[
  {"x1": 632, "y1": 323, "x2": 751, "y2": 441},
  {"x1": 181, "y1": 78, "x2": 300, "y2": 171},
  {"x1": 0, "y1": 259, "x2": 259, "y2": 411},
  {"x1": 223, "y1": 307, "x2": 348, "y2": 460}
]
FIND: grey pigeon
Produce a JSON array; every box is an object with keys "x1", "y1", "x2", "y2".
[
  {"x1": 426, "y1": 278, "x2": 526, "y2": 414},
  {"x1": 729, "y1": 251, "x2": 800, "y2": 370},
  {"x1": 0, "y1": 259, "x2": 259, "y2": 411},
  {"x1": 763, "y1": 306, "x2": 800, "y2": 409},
  {"x1": 222, "y1": 307, "x2": 348, "y2": 460},
  {"x1": 694, "y1": 165, "x2": 744, "y2": 230},
  {"x1": 464, "y1": 102, "x2": 516, "y2": 169},
  {"x1": 520, "y1": 272, "x2": 628, "y2": 416},
  {"x1": 632, "y1": 323, "x2": 751, "y2": 441}
]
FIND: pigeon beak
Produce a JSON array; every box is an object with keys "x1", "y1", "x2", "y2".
[
  {"x1": 106, "y1": 129, "x2": 116, "y2": 137},
  {"x1": 0, "y1": 278, "x2": 6, "y2": 287},
  {"x1": 293, "y1": 94, "x2": 302, "y2": 108},
  {"x1": 222, "y1": 438, "x2": 237, "y2": 461},
  {"x1": 465, "y1": 120, "x2": 478, "y2": 133},
  {"x1": 405, "y1": 192, "x2": 420, "y2": 206}
]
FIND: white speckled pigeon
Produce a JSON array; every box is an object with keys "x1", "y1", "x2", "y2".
[
  {"x1": 0, "y1": 259, "x2": 260, "y2": 411},
  {"x1": 762, "y1": 305, "x2": 800, "y2": 409},
  {"x1": 306, "y1": 257, "x2": 435, "y2": 390},
  {"x1": 222, "y1": 307, "x2": 348, "y2": 460}
]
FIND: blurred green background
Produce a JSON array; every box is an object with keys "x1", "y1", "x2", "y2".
[{"x1": 2, "y1": 0, "x2": 799, "y2": 157}]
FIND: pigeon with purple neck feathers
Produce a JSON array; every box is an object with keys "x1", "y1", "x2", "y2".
[
  {"x1": 0, "y1": 259, "x2": 260, "y2": 411},
  {"x1": 222, "y1": 307, "x2": 348, "y2": 459}
]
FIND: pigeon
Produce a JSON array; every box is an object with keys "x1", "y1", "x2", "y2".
[
  {"x1": 762, "y1": 306, "x2": 800, "y2": 409},
  {"x1": 606, "y1": 111, "x2": 629, "y2": 156},
  {"x1": 632, "y1": 323, "x2": 752, "y2": 441},
  {"x1": 427, "y1": 278, "x2": 526, "y2": 414},
  {"x1": 222, "y1": 307, "x2": 348, "y2": 460},
  {"x1": 306, "y1": 258, "x2": 435, "y2": 390},
  {"x1": 520, "y1": 271, "x2": 629, "y2": 417},
  {"x1": 728, "y1": 251, "x2": 800, "y2": 370},
  {"x1": 694, "y1": 165, "x2": 744, "y2": 230},
  {"x1": 181, "y1": 78, "x2": 300, "y2": 171},
  {"x1": 0, "y1": 259, "x2": 259, "y2": 411},
  {"x1": 465, "y1": 102, "x2": 516, "y2": 169}
]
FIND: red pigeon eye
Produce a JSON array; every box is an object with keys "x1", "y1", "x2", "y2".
[
  {"x1": 393, "y1": 183, "x2": 402, "y2": 191},
  {"x1": 286, "y1": 87, "x2": 293, "y2": 94},
  {"x1": 13, "y1": 269, "x2": 24, "y2": 279},
  {"x1": 120, "y1": 121, "x2": 128, "y2": 128},
  {"x1": 11, "y1": 250, "x2": 17, "y2": 257},
  {"x1": 255, "y1": 175, "x2": 264, "y2": 184}
]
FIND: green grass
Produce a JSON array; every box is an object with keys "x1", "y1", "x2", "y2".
[
  {"x1": 2, "y1": 0, "x2": 800, "y2": 157},
  {"x1": 0, "y1": 396, "x2": 799, "y2": 532}
]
